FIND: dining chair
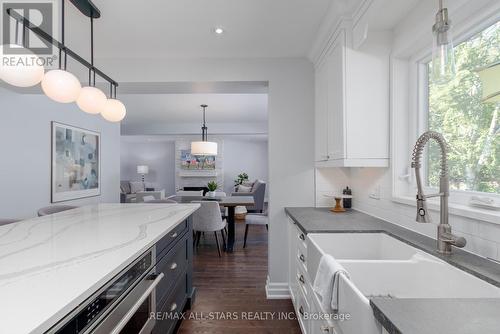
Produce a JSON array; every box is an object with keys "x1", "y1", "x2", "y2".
[
  {"x1": 243, "y1": 213, "x2": 269, "y2": 248},
  {"x1": 177, "y1": 190, "x2": 204, "y2": 196},
  {"x1": 191, "y1": 201, "x2": 227, "y2": 257},
  {"x1": 37, "y1": 205, "x2": 78, "y2": 217},
  {"x1": 146, "y1": 199, "x2": 178, "y2": 203},
  {"x1": 0, "y1": 219, "x2": 20, "y2": 226}
]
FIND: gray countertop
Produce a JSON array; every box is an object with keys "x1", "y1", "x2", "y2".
[
  {"x1": 285, "y1": 207, "x2": 500, "y2": 334},
  {"x1": 370, "y1": 298, "x2": 500, "y2": 334}
]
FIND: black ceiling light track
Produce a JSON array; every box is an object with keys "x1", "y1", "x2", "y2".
[
  {"x1": 5, "y1": 0, "x2": 117, "y2": 87},
  {"x1": 69, "y1": 0, "x2": 101, "y2": 18}
]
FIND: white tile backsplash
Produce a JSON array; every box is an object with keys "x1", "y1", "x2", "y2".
[{"x1": 316, "y1": 166, "x2": 500, "y2": 261}]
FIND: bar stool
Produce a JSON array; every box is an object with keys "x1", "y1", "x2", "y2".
[{"x1": 37, "y1": 205, "x2": 78, "y2": 217}]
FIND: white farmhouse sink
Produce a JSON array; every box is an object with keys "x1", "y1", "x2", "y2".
[
  {"x1": 307, "y1": 233, "x2": 423, "y2": 281},
  {"x1": 306, "y1": 233, "x2": 500, "y2": 334},
  {"x1": 341, "y1": 257, "x2": 500, "y2": 299}
]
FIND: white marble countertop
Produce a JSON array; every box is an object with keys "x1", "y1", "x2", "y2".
[{"x1": 0, "y1": 203, "x2": 199, "y2": 334}]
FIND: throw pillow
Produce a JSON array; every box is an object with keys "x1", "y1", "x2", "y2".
[
  {"x1": 130, "y1": 181, "x2": 145, "y2": 194},
  {"x1": 237, "y1": 184, "x2": 252, "y2": 193}
]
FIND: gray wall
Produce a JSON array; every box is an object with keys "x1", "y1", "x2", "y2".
[
  {"x1": 0, "y1": 87, "x2": 121, "y2": 219},
  {"x1": 223, "y1": 137, "x2": 268, "y2": 195},
  {"x1": 120, "y1": 140, "x2": 176, "y2": 195},
  {"x1": 119, "y1": 135, "x2": 268, "y2": 197}
]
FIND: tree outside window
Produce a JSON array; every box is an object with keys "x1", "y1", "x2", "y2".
[{"x1": 428, "y1": 21, "x2": 499, "y2": 194}]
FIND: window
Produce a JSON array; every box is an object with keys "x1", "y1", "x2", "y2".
[{"x1": 427, "y1": 21, "x2": 499, "y2": 195}]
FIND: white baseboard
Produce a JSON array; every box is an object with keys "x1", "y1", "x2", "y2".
[{"x1": 265, "y1": 276, "x2": 291, "y2": 299}]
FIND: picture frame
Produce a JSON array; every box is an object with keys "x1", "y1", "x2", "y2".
[{"x1": 51, "y1": 122, "x2": 101, "y2": 202}]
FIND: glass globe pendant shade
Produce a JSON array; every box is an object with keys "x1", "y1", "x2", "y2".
[
  {"x1": 191, "y1": 141, "x2": 218, "y2": 156},
  {"x1": 101, "y1": 98, "x2": 126, "y2": 122},
  {"x1": 431, "y1": 6, "x2": 455, "y2": 84},
  {"x1": 0, "y1": 44, "x2": 45, "y2": 87},
  {"x1": 77, "y1": 86, "x2": 107, "y2": 114},
  {"x1": 41, "y1": 69, "x2": 82, "y2": 103}
]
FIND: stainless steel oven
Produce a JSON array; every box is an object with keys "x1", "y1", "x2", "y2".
[{"x1": 49, "y1": 247, "x2": 163, "y2": 334}]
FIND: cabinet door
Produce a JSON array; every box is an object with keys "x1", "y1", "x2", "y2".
[
  {"x1": 326, "y1": 31, "x2": 346, "y2": 160},
  {"x1": 315, "y1": 61, "x2": 329, "y2": 162},
  {"x1": 288, "y1": 218, "x2": 299, "y2": 303}
]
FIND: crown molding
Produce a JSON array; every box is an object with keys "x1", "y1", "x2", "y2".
[{"x1": 308, "y1": 0, "x2": 372, "y2": 66}]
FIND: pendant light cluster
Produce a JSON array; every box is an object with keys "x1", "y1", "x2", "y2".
[
  {"x1": 0, "y1": 1, "x2": 125, "y2": 122},
  {"x1": 431, "y1": 0, "x2": 456, "y2": 83},
  {"x1": 191, "y1": 104, "x2": 218, "y2": 156}
]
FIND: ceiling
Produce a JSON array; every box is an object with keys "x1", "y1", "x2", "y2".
[
  {"x1": 120, "y1": 93, "x2": 268, "y2": 126},
  {"x1": 64, "y1": 0, "x2": 333, "y2": 59}
]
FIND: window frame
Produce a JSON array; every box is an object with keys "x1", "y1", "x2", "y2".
[
  {"x1": 391, "y1": 6, "x2": 500, "y2": 224},
  {"x1": 418, "y1": 19, "x2": 500, "y2": 204}
]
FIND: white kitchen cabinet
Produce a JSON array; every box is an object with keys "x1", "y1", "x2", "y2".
[
  {"x1": 314, "y1": 28, "x2": 390, "y2": 167},
  {"x1": 287, "y1": 217, "x2": 343, "y2": 334},
  {"x1": 315, "y1": 58, "x2": 329, "y2": 162}
]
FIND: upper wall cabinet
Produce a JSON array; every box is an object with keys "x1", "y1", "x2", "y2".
[{"x1": 314, "y1": 27, "x2": 390, "y2": 167}]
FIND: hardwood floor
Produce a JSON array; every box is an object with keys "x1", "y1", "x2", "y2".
[{"x1": 178, "y1": 220, "x2": 301, "y2": 334}]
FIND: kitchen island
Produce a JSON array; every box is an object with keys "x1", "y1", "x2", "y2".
[{"x1": 0, "y1": 203, "x2": 199, "y2": 334}]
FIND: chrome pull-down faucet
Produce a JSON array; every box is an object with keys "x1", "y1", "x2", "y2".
[{"x1": 411, "y1": 131, "x2": 466, "y2": 254}]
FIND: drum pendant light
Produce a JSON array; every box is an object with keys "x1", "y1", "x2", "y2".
[{"x1": 191, "y1": 104, "x2": 218, "y2": 156}]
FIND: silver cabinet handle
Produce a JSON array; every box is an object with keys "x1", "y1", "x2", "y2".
[
  {"x1": 110, "y1": 273, "x2": 164, "y2": 334},
  {"x1": 170, "y1": 262, "x2": 178, "y2": 270},
  {"x1": 299, "y1": 254, "x2": 305, "y2": 263},
  {"x1": 170, "y1": 232, "x2": 178, "y2": 238},
  {"x1": 170, "y1": 303, "x2": 177, "y2": 312},
  {"x1": 299, "y1": 233, "x2": 305, "y2": 241}
]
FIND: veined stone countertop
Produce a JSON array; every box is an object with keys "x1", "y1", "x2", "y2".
[
  {"x1": 0, "y1": 203, "x2": 199, "y2": 334},
  {"x1": 285, "y1": 207, "x2": 500, "y2": 334}
]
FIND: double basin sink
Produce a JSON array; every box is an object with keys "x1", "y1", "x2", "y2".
[{"x1": 307, "y1": 233, "x2": 500, "y2": 334}]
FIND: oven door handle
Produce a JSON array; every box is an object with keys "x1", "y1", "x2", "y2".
[{"x1": 110, "y1": 272, "x2": 164, "y2": 334}]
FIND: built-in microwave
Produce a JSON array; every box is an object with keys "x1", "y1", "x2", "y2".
[{"x1": 48, "y1": 247, "x2": 163, "y2": 334}]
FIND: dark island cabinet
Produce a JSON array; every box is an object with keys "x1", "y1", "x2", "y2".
[{"x1": 153, "y1": 217, "x2": 195, "y2": 334}]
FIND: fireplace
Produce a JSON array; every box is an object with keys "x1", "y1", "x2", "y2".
[{"x1": 184, "y1": 186, "x2": 209, "y2": 195}]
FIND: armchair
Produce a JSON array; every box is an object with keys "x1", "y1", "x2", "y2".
[{"x1": 231, "y1": 180, "x2": 266, "y2": 213}]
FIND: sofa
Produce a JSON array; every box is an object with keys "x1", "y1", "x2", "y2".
[
  {"x1": 231, "y1": 179, "x2": 266, "y2": 213},
  {"x1": 120, "y1": 181, "x2": 159, "y2": 203}
]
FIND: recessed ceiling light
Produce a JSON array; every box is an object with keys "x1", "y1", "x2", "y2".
[{"x1": 214, "y1": 27, "x2": 224, "y2": 35}]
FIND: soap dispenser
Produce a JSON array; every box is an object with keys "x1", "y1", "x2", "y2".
[{"x1": 343, "y1": 186, "x2": 352, "y2": 209}]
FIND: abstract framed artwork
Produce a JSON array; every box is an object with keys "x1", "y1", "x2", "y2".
[
  {"x1": 180, "y1": 149, "x2": 216, "y2": 170},
  {"x1": 51, "y1": 122, "x2": 101, "y2": 202}
]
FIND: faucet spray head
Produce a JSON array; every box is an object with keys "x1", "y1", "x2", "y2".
[{"x1": 416, "y1": 196, "x2": 431, "y2": 223}]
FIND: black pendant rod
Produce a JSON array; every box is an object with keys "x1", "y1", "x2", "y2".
[
  {"x1": 6, "y1": 8, "x2": 119, "y2": 86},
  {"x1": 58, "y1": 0, "x2": 64, "y2": 69},
  {"x1": 88, "y1": 13, "x2": 95, "y2": 86},
  {"x1": 201, "y1": 104, "x2": 208, "y2": 141}
]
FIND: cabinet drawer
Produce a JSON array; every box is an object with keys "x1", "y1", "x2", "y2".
[
  {"x1": 295, "y1": 286, "x2": 310, "y2": 334},
  {"x1": 296, "y1": 247, "x2": 307, "y2": 273},
  {"x1": 153, "y1": 273, "x2": 188, "y2": 334},
  {"x1": 156, "y1": 235, "x2": 189, "y2": 307},
  {"x1": 295, "y1": 224, "x2": 307, "y2": 250},
  {"x1": 296, "y1": 267, "x2": 309, "y2": 299},
  {"x1": 156, "y1": 220, "x2": 188, "y2": 258}
]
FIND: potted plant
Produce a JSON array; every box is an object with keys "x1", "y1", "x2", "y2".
[
  {"x1": 207, "y1": 181, "x2": 218, "y2": 197},
  {"x1": 234, "y1": 172, "x2": 249, "y2": 187}
]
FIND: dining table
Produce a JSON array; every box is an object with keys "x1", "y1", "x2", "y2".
[{"x1": 172, "y1": 195, "x2": 255, "y2": 252}]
